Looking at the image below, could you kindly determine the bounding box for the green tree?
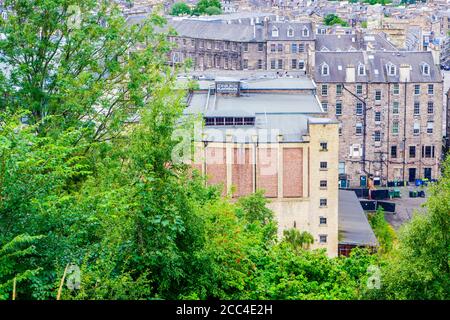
[170,2,191,16]
[283,229,314,251]
[323,14,349,27]
[368,207,396,254]
[192,0,222,16]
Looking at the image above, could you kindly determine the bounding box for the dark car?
[441,64,450,70]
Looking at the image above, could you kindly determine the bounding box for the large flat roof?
[338,190,379,247]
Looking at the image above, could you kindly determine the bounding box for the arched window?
[302,27,309,37]
[272,26,279,37]
[421,62,430,75]
[321,63,329,76]
[358,63,366,76]
[287,27,294,37]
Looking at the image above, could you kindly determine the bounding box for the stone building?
[182,76,340,256]
[313,51,443,187]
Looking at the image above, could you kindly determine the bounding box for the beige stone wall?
[192,126,339,257]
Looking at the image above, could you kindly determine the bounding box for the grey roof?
[316,34,398,52]
[166,19,264,42]
[338,190,379,247]
[266,21,315,41]
[315,51,442,83]
[184,76,332,143]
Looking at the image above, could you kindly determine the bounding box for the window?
[270,44,276,52]
[414,84,420,95]
[291,43,298,53]
[392,121,399,135]
[375,90,381,101]
[243,43,248,52]
[320,142,328,151]
[356,84,363,95]
[287,27,294,37]
[215,42,219,50]
[358,64,365,76]
[319,235,327,243]
[356,123,363,135]
[351,145,361,157]
[336,84,343,95]
[207,41,212,49]
[277,44,283,52]
[427,102,434,114]
[427,122,434,134]
[409,146,416,158]
[428,84,434,95]
[321,102,328,112]
[243,59,248,69]
[393,101,399,114]
[320,199,328,207]
[339,162,345,174]
[272,26,279,37]
[423,146,435,158]
[413,122,420,135]
[320,162,328,170]
[321,84,328,96]
[374,131,381,142]
[321,63,329,76]
[291,59,297,69]
[393,84,399,95]
[270,59,276,69]
[298,60,305,70]
[336,101,342,115]
[277,59,283,69]
[422,63,430,75]
[319,217,327,225]
[320,180,327,188]
[339,123,343,135]
[391,145,397,158]
[258,43,264,52]
[414,101,420,115]
[302,27,309,37]
[257,59,263,70]
[299,43,305,52]
[375,111,381,122]
[356,102,363,115]
[387,63,396,76]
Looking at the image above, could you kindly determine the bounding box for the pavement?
[381,186,429,230]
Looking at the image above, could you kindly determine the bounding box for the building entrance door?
[424,168,432,180]
[408,168,416,183]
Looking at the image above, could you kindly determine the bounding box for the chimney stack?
[399,64,411,82]
[345,65,356,83]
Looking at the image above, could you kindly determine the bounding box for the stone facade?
[314,52,443,187]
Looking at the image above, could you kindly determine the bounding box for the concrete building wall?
[192,124,339,257]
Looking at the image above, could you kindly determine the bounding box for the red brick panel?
[257,148,278,198]
[232,147,253,197]
[282,148,303,198]
[205,147,227,193]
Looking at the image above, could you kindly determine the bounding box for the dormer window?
[321,63,329,76]
[421,63,430,75]
[287,27,294,37]
[387,63,396,76]
[302,27,309,37]
[272,26,279,38]
[358,63,366,76]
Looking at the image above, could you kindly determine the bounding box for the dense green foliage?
[323,14,349,27]
[0,1,448,300]
[368,208,396,254]
[170,2,192,16]
[170,0,222,17]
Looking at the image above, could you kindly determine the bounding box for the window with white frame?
[414,84,420,95]
[428,84,434,94]
[392,121,399,135]
[302,27,309,37]
[356,84,363,95]
[413,122,420,135]
[320,199,328,207]
[336,101,342,115]
[298,60,305,70]
[356,123,363,135]
[387,63,396,76]
[375,111,381,122]
[427,101,434,114]
[321,63,329,76]
[358,63,365,76]
[375,89,381,101]
[287,27,294,37]
[319,235,328,243]
[393,101,399,114]
[374,130,381,142]
[421,63,430,75]
[427,122,433,134]
[393,83,399,95]
[272,26,279,37]
[356,102,363,115]
[321,84,328,96]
